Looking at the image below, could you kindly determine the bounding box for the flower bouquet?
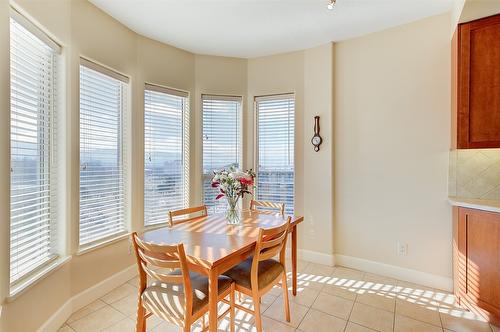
[211,166,256,224]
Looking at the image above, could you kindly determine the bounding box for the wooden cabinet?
[454,14,500,149]
[453,207,500,325]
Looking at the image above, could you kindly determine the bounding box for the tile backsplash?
[449,149,500,200]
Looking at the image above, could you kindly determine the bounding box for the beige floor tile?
[345,322,378,332]
[127,276,139,288]
[263,296,308,327]
[394,314,443,332]
[150,321,181,332]
[491,324,500,332]
[356,291,395,313]
[68,305,126,332]
[285,258,310,273]
[349,302,394,332]
[259,316,296,332]
[296,272,326,291]
[363,273,397,285]
[237,293,277,312]
[395,281,444,307]
[302,263,335,277]
[111,293,139,317]
[440,310,492,332]
[101,283,137,304]
[67,299,107,323]
[333,267,365,280]
[102,318,136,332]
[145,314,168,331]
[284,285,320,307]
[297,308,347,332]
[322,277,360,301]
[312,292,354,320]
[396,298,442,327]
[58,325,75,332]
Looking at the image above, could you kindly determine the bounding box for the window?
[79,59,128,246]
[144,84,189,226]
[255,94,295,214]
[9,12,60,284]
[202,95,242,213]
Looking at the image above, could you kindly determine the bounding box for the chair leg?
[230,284,235,332]
[135,301,146,332]
[253,293,263,332]
[202,313,206,330]
[281,275,291,322]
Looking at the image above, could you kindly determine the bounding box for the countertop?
[449,197,500,213]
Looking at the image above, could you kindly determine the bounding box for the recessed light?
[327,0,336,10]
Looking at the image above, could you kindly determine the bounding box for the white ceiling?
[89,0,453,58]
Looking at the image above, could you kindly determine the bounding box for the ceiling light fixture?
[327,0,336,10]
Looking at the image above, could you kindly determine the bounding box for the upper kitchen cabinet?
[453,14,500,149]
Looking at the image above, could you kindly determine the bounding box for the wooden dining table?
[140,209,304,332]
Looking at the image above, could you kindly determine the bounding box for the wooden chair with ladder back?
[131,232,235,332]
[222,218,291,332]
[168,205,208,227]
[249,199,285,216]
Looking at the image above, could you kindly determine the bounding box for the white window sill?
[7,256,72,302]
[77,232,130,256]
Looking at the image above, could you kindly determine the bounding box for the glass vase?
[225,195,241,225]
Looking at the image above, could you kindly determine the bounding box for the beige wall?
[334,14,452,278]
[459,0,500,23]
[246,44,335,260]
[0,0,456,330]
[194,55,248,206]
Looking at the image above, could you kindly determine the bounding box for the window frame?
[201,94,243,213]
[78,57,130,249]
[143,83,190,227]
[9,7,62,293]
[254,93,296,215]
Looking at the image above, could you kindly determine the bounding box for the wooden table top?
[140,210,303,268]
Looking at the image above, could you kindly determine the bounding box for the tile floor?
[58,259,500,332]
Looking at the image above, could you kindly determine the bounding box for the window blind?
[202,95,242,213]
[79,61,127,245]
[255,94,295,215]
[10,16,59,283]
[144,84,189,226]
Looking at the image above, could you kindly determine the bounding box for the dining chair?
[168,205,208,227]
[131,232,235,332]
[222,218,291,332]
[250,199,285,216]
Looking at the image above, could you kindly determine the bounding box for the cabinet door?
[460,208,500,317]
[458,14,500,148]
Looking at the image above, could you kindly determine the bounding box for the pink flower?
[211,181,220,188]
[215,193,225,200]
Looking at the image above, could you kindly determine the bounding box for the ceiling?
[89,0,453,58]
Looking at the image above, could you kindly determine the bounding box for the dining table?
[140,209,304,332]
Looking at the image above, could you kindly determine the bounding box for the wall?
[246,44,335,263]
[334,14,453,281]
[0,1,456,330]
[459,0,500,23]
[193,55,248,206]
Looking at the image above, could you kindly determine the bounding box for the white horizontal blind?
[10,16,58,283]
[202,95,242,213]
[255,95,295,215]
[144,85,188,225]
[79,62,127,245]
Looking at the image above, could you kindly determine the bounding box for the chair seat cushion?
[141,271,231,322]
[223,258,284,290]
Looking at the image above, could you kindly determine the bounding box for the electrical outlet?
[397,242,408,256]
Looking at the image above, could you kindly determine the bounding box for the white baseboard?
[37,265,137,332]
[335,254,453,292]
[298,249,335,266]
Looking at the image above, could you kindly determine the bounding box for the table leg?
[208,268,218,332]
[291,225,297,296]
